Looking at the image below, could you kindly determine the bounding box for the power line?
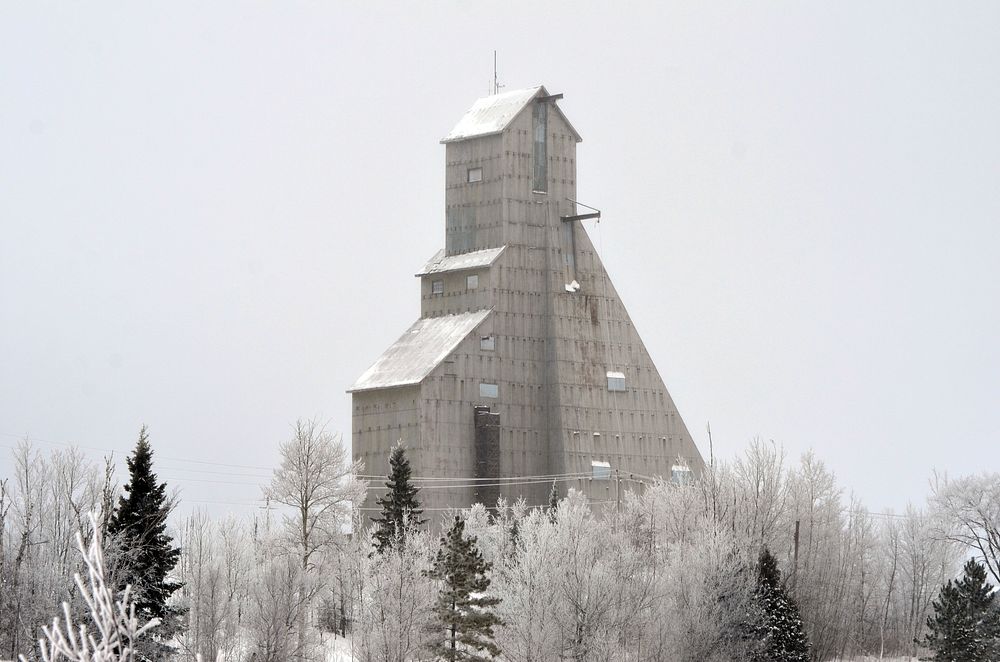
[180,498,268,507]
[0,432,930,522]
[160,475,265,487]
[0,431,275,471]
[356,499,617,513]
[358,471,589,482]
[366,475,590,491]
[156,465,272,479]
[0,431,699,481]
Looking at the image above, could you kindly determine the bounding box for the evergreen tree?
[106,426,182,655]
[748,547,810,662]
[547,479,559,522]
[427,516,502,661]
[508,516,520,554]
[371,441,426,554]
[923,559,1000,661]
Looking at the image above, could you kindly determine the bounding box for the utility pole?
[792,519,801,594]
[706,421,714,468]
[615,469,621,516]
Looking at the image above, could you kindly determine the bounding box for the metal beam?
[536,93,564,103]
[560,212,601,223]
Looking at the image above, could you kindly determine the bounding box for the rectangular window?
[466,274,479,289]
[591,460,611,480]
[480,335,495,351]
[479,383,498,398]
[431,280,443,295]
[607,371,626,392]
[467,167,483,183]
[532,102,547,192]
[671,465,692,486]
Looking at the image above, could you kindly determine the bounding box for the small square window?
[607,371,626,392]
[479,383,498,398]
[466,274,479,289]
[467,167,483,183]
[431,280,443,295]
[480,336,495,351]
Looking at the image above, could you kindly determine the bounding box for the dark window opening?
[532,102,547,192]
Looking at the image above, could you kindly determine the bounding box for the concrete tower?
[349,86,703,517]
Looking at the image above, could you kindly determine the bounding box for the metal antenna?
[492,50,504,95]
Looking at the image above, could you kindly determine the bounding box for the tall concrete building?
[349,86,704,515]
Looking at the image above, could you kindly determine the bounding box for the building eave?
[416,246,507,276]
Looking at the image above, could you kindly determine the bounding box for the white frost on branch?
[19,513,160,662]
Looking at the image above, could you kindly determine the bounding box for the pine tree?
[371,441,426,555]
[547,479,559,523]
[923,559,1000,661]
[427,516,502,661]
[106,425,182,654]
[748,547,810,662]
[508,516,520,554]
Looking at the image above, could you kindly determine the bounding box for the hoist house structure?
[349,86,704,516]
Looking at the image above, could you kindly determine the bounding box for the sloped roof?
[347,309,492,393]
[441,85,582,144]
[416,246,506,276]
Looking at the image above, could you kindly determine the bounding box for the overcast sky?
[2,2,998,517]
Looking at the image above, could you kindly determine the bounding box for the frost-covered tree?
[353,523,435,662]
[733,439,788,550]
[629,481,758,662]
[1,441,122,661]
[265,418,365,662]
[106,425,181,633]
[492,508,563,662]
[371,442,425,555]
[19,514,162,662]
[247,553,316,662]
[931,472,1000,585]
[7,433,973,662]
[748,547,810,662]
[267,419,365,571]
[427,516,501,661]
[176,511,252,662]
[923,558,1000,661]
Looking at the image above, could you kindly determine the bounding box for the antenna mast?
[492,50,503,95]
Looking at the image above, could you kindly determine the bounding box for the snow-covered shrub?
[19,514,160,662]
[352,525,435,662]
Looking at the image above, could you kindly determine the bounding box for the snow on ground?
[316,638,922,662]
[321,632,356,662]
[316,639,920,662]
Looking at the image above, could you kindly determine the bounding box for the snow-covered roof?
[347,309,492,393]
[416,246,506,276]
[441,85,582,144]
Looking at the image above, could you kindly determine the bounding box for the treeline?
[3,425,999,661]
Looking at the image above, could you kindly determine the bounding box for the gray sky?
[2,2,998,517]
